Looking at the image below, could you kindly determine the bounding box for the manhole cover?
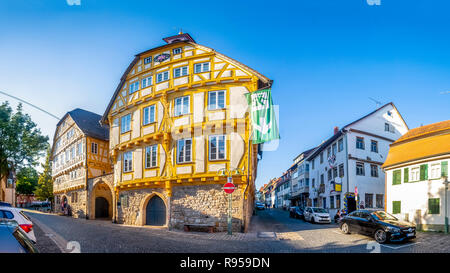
[257,232,276,238]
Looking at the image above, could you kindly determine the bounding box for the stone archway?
[89,177,114,220]
[140,192,168,226]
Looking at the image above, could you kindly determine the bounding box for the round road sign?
[223,182,236,194]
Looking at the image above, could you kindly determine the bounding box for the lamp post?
[218,167,243,235]
[442,175,449,234]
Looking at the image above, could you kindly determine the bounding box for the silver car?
[304,207,331,224]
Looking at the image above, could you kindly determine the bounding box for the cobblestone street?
[26,209,450,253]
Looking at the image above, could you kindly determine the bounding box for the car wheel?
[374,229,387,244]
[311,216,315,224]
[341,223,350,234]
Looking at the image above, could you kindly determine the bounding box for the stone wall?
[54,190,87,218]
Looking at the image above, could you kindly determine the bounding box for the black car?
[0,219,39,253]
[338,210,416,244]
[289,206,304,219]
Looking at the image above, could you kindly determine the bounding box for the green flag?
[246,89,280,144]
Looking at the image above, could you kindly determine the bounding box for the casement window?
[143,105,155,125]
[129,81,139,94]
[428,198,440,214]
[411,167,420,181]
[77,142,82,156]
[442,161,449,178]
[376,194,384,208]
[144,56,152,64]
[392,201,401,214]
[327,169,332,181]
[385,123,395,133]
[392,169,401,185]
[338,138,344,152]
[370,164,379,177]
[208,90,225,110]
[145,145,158,168]
[91,142,98,154]
[173,66,188,78]
[71,146,76,160]
[67,128,74,140]
[320,152,324,163]
[312,178,315,188]
[194,62,210,73]
[332,143,337,156]
[404,168,409,182]
[356,137,365,150]
[141,76,153,88]
[121,114,131,134]
[209,135,226,160]
[365,194,373,208]
[311,159,315,170]
[420,164,428,181]
[330,196,335,209]
[430,163,441,179]
[123,151,133,172]
[174,96,190,116]
[177,138,192,163]
[356,162,365,176]
[371,140,378,153]
[65,150,70,162]
[327,147,331,158]
[332,167,337,179]
[339,164,344,178]
[173,47,182,55]
[156,71,169,83]
[320,174,324,184]
[336,195,341,209]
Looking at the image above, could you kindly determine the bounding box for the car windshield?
[371,211,398,221]
[312,208,327,213]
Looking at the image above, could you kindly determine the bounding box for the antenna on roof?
[369,97,382,108]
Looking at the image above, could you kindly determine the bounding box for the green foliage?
[16,167,39,195]
[34,146,54,202]
[0,101,49,181]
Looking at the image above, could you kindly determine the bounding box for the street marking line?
[381,242,420,250]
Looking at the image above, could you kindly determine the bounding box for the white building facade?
[306,103,409,217]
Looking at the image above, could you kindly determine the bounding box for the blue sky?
[0,0,449,188]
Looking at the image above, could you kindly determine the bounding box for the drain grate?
[257,232,276,238]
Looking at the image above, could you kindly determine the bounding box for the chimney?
[334,126,339,135]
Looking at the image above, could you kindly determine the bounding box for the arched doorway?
[145,195,166,226]
[95,197,109,218]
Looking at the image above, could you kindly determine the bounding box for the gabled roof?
[101,33,272,124]
[382,120,450,169]
[306,102,407,161]
[59,108,109,141]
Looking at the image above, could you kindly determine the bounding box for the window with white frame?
[71,146,75,160]
[173,47,182,55]
[411,167,420,181]
[338,138,344,152]
[371,140,378,153]
[144,56,152,64]
[430,163,441,179]
[173,66,188,78]
[174,96,190,116]
[356,137,365,150]
[356,162,365,176]
[156,71,169,83]
[194,62,210,73]
[129,81,139,94]
[91,142,98,154]
[208,90,225,110]
[141,76,153,88]
[177,138,192,163]
[65,150,70,162]
[123,151,133,172]
[143,105,155,125]
[145,145,157,168]
[370,164,379,177]
[121,114,131,133]
[385,123,395,133]
[77,142,82,156]
[209,135,226,160]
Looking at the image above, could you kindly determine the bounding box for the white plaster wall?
[193,92,204,123]
[230,133,244,169]
[134,148,142,179]
[132,110,141,139]
[229,86,249,119]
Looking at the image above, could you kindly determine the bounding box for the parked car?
[28,202,51,212]
[338,209,416,244]
[0,207,36,243]
[289,206,304,219]
[304,207,331,223]
[0,201,12,207]
[0,219,39,253]
[255,202,265,210]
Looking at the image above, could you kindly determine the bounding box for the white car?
[0,206,36,243]
[304,207,331,224]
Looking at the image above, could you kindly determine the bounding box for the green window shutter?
[428,198,440,214]
[420,164,428,181]
[442,161,448,178]
[392,201,401,214]
[404,168,409,183]
[392,170,400,185]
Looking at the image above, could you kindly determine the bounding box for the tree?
[0,102,49,182]
[15,167,39,195]
[34,146,54,202]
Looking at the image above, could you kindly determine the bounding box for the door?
[146,196,166,226]
[95,197,109,218]
[359,212,377,234]
[347,211,362,233]
[347,196,356,213]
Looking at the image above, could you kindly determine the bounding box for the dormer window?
[173,47,182,55]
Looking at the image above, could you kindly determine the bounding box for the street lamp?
[442,175,449,234]
[218,167,243,235]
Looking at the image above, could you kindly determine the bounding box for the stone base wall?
[54,190,87,219]
[116,183,248,232]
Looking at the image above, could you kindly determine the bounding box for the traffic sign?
[223,182,236,194]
